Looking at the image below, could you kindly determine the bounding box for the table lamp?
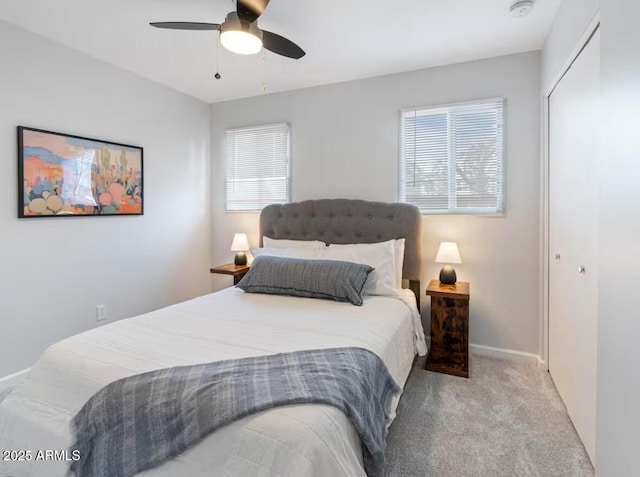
[435,242,462,285]
[231,233,250,266]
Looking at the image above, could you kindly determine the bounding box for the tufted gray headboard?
[260,199,423,303]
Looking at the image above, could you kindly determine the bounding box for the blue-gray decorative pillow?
[236,255,374,306]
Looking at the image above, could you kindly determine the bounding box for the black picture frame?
[17,126,144,218]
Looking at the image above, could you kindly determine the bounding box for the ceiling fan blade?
[237,0,270,23]
[150,22,220,31]
[262,30,305,59]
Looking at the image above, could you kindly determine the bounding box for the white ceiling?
[0,0,560,103]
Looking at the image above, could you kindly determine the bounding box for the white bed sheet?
[0,287,426,477]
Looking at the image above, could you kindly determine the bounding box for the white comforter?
[0,287,426,477]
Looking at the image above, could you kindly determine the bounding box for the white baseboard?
[469,343,541,366]
[537,356,548,370]
[423,338,543,367]
[0,368,30,391]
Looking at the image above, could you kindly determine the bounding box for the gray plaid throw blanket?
[69,347,401,477]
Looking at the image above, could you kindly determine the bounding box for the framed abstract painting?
[17,126,144,218]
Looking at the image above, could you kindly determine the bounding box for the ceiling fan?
[150,0,305,59]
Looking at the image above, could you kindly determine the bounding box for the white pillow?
[250,247,322,260]
[321,240,397,296]
[394,239,406,288]
[328,239,405,289]
[262,237,326,249]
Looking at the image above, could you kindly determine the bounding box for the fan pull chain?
[262,51,267,92]
[215,33,222,80]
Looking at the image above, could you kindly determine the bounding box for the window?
[225,123,290,211]
[400,98,504,214]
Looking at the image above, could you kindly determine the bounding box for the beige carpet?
[0,387,12,403]
[385,355,594,477]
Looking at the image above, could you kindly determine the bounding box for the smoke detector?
[510,0,534,18]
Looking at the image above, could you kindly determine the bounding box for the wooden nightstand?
[210,263,250,285]
[425,279,470,378]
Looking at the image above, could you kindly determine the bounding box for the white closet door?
[549,29,600,464]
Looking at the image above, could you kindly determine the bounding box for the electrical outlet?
[96,305,107,321]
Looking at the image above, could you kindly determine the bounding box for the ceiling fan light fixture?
[151,3,305,60]
[220,12,263,55]
[220,30,263,55]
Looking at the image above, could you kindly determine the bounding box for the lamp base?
[234,252,247,266]
[439,265,457,285]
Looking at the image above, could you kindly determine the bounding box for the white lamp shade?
[230,233,250,252]
[435,242,462,264]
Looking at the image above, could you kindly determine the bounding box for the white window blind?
[400,98,504,214]
[225,123,290,211]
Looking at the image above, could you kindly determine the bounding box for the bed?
[0,199,426,477]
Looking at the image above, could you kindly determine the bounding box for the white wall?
[596,0,640,473]
[541,0,599,92]
[211,52,541,355]
[0,21,212,378]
